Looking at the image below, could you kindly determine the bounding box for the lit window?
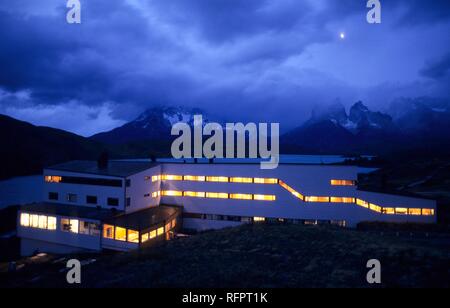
[395,208,408,215]
[382,207,395,215]
[305,196,329,202]
[253,194,276,201]
[149,230,157,239]
[279,181,304,199]
[161,175,183,181]
[103,224,115,239]
[254,178,278,184]
[230,177,253,183]
[408,208,422,216]
[161,190,183,197]
[38,215,47,229]
[157,227,164,236]
[254,217,265,222]
[184,191,206,198]
[20,213,30,227]
[70,219,79,233]
[79,221,90,234]
[141,233,149,242]
[127,230,139,243]
[89,223,101,236]
[47,217,57,230]
[205,192,229,199]
[330,179,355,186]
[115,227,127,241]
[356,199,369,208]
[369,204,382,213]
[183,175,205,182]
[31,214,39,228]
[422,208,434,216]
[330,197,355,203]
[206,176,229,182]
[152,191,161,198]
[230,193,253,200]
[151,175,160,182]
[44,175,62,183]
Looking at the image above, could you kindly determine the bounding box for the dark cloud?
[420,53,450,80]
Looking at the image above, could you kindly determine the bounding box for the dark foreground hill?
[2,224,449,288]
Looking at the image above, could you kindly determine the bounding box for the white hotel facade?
[17,156,436,256]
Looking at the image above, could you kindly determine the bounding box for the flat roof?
[104,205,181,231]
[20,202,119,221]
[46,160,159,177]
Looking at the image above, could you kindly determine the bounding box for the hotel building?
[17,156,436,256]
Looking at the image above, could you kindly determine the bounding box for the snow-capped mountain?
[91,106,214,145]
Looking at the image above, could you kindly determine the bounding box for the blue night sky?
[0,0,449,136]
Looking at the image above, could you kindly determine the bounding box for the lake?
[0,175,43,209]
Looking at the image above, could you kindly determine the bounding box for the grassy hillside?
[2,224,449,288]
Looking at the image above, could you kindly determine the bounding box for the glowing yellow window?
[408,208,422,216]
[395,208,408,215]
[292,191,304,200]
[254,178,278,184]
[305,196,329,202]
[369,204,382,213]
[330,179,355,186]
[152,191,161,198]
[383,208,395,215]
[115,227,127,241]
[151,175,160,182]
[157,227,164,236]
[20,213,30,227]
[161,190,183,197]
[70,219,79,233]
[38,215,48,229]
[254,217,265,222]
[47,216,57,230]
[183,175,205,182]
[230,193,253,200]
[149,230,157,239]
[161,175,183,181]
[230,177,253,183]
[30,214,39,228]
[127,229,139,243]
[184,191,205,198]
[205,192,229,199]
[45,175,62,183]
[356,199,369,208]
[253,194,276,201]
[103,224,115,239]
[206,176,229,182]
[141,233,149,242]
[330,197,355,203]
[422,209,434,216]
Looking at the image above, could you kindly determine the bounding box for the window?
[86,195,97,205]
[79,221,90,234]
[184,191,205,198]
[48,192,58,201]
[161,190,183,197]
[305,196,329,202]
[103,224,114,239]
[230,193,252,200]
[127,230,139,243]
[141,233,149,242]
[356,199,369,208]
[369,203,382,213]
[44,175,62,183]
[151,175,160,182]
[61,218,79,233]
[330,197,355,203]
[253,194,276,201]
[38,215,47,229]
[230,177,253,183]
[205,192,229,199]
[161,174,183,181]
[115,227,127,241]
[126,197,131,207]
[144,193,150,198]
[254,178,278,184]
[149,230,157,239]
[382,207,395,215]
[254,217,265,222]
[20,213,30,227]
[89,223,101,236]
[408,208,422,216]
[279,181,304,199]
[107,198,119,207]
[422,208,434,216]
[330,179,356,186]
[67,193,77,203]
[31,214,39,228]
[395,208,408,215]
[152,191,161,198]
[157,227,164,236]
[206,176,229,183]
[183,175,205,182]
[47,217,57,230]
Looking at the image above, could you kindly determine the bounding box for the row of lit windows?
[45,175,62,183]
[103,219,177,243]
[159,190,276,201]
[354,199,434,216]
[330,179,356,186]
[20,213,57,230]
[150,174,279,184]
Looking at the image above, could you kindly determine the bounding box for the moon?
[340,32,345,39]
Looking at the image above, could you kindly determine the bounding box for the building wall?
[125,165,161,214]
[43,170,125,210]
[20,238,92,256]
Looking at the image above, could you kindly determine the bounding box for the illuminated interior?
[330,179,356,186]
[229,193,253,200]
[206,176,229,182]
[254,194,276,201]
[184,175,205,181]
[20,213,57,230]
[115,226,127,241]
[230,177,253,183]
[44,175,62,183]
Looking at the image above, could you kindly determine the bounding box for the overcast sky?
[0,0,449,136]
